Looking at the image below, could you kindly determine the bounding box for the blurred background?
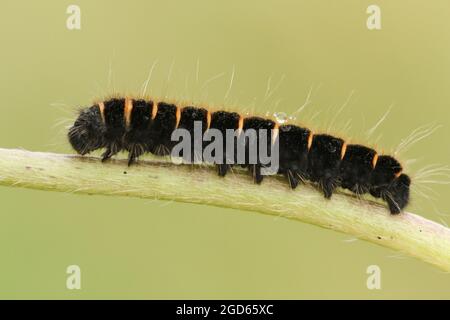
[0,0,449,298]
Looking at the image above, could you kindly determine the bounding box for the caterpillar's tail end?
[68,125,88,155]
[68,106,105,155]
[386,173,411,214]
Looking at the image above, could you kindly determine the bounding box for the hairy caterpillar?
[68,97,411,214]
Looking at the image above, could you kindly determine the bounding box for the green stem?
[0,148,449,271]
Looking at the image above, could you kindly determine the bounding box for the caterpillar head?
[370,155,411,213]
[68,106,105,155]
[387,173,411,214]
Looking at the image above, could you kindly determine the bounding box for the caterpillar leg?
[101,149,111,162]
[101,147,119,162]
[320,178,336,199]
[385,195,401,215]
[249,164,264,184]
[217,164,230,177]
[127,144,145,166]
[101,142,123,162]
[128,154,137,166]
[286,170,300,189]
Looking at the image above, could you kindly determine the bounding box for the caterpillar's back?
[68,97,411,214]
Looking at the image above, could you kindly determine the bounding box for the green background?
[0,0,449,299]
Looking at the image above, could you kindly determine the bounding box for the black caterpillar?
[68,97,411,214]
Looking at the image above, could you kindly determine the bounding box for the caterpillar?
[68,97,411,214]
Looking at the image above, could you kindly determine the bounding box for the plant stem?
[0,148,449,271]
